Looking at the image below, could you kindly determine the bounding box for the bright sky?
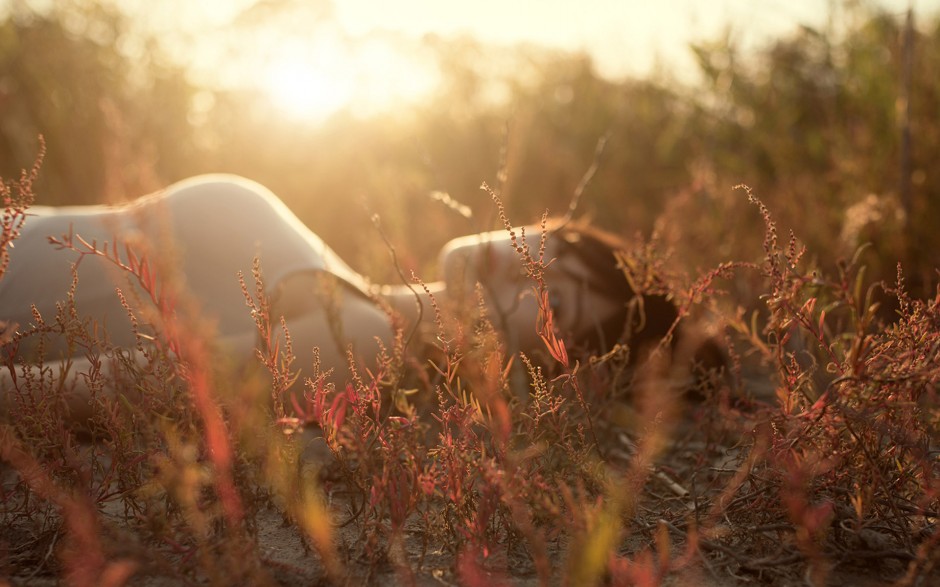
[6,0,938,120]
[334,0,836,78]
[116,0,933,73]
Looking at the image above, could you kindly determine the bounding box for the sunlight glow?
[265,52,354,120]
[261,35,437,122]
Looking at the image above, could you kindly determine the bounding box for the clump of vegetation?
[1,141,937,585]
[695,187,939,585]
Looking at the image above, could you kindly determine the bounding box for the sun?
[264,45,355,121]
[260,36,437,122]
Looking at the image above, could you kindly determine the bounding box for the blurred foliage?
[0,3,199,202]
[678,7,938,288]
[0,1,938,293]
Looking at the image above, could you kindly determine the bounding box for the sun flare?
[265,56,354,120]
[261,36,437,122]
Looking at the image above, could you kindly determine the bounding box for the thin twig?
[558,131,611,229]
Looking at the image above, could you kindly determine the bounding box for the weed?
[0,152,936,586]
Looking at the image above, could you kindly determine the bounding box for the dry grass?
[1,151,937,586]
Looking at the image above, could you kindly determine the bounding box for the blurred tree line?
[1,1,937,293]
